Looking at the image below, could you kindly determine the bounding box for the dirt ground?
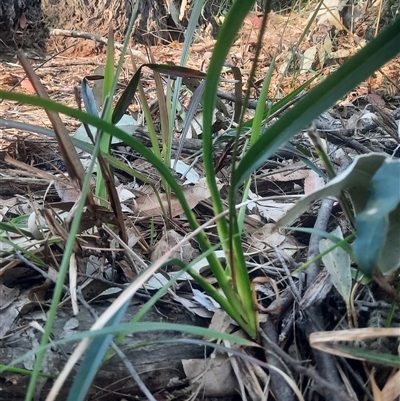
[1,9,399,129]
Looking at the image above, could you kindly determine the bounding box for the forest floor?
[0,6,399,401]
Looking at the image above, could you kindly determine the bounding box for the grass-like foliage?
[0,1,399,399]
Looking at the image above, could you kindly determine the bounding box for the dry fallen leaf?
[304,169,325,194]
[150,229,200,265]
[134,178,222,217]
[381,369,400,401]
[182,353,238,397]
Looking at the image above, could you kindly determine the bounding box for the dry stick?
[320,130,380,154]
[339,357,374,401]
[260,320,296,401]
[259,248,302,401]
[259,330,349,400]
[49,29,149,63]
[306,198,334,284]
[303,197,350,401]
[273,247,302,302]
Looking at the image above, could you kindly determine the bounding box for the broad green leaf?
[319,226,352,303]
[278,153,388,228]
[379,205,400,274]
[353,159,400,276]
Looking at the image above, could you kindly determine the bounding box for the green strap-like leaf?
[66,300,131,401]
[234,18,400,190]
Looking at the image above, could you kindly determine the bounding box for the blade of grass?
[0,91,254,335]
[234,18,400,190]
[24,131,102,401]
[237,50,277,231]
[0,221,34,238]
[1,322,255,376]
[66,299,131,401]
[170,0,205,154]
[128,53,161,160]
[0,365,53,379]
[201,0,259,337]
[0,236,49,265]
[95,24,115,205]
[202,0,256,255]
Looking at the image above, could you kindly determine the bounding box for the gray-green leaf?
[353,159,400,276]
[319,226,352,304]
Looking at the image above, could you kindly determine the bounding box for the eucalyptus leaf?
[278,153,388,228]
[81,78,99,117]
[319,226,352,304]
[353,159,400,276]
[74,114,138,145]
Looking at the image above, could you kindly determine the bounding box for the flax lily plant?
[0,1,399,400]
